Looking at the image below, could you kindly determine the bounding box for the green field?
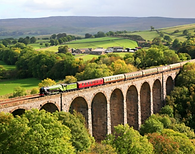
[127,24,195,42]
[36,37,138,52]
[0,78,41,96]
[0,61,16,70]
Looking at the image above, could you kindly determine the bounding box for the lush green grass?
[126,31,159,41]
[37,37,138,52]
[0,78,41,96]
[0,61,16,70]
[74,52,133,61]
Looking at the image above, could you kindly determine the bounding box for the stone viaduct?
[0,69,179,141]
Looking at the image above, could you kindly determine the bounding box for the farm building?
[112,46,123,52]
[90,48,106,55]
[73,48,91,54]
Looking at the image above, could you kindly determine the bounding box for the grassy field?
[0,78,41,96]
[0,61,16,70]
[36,37,138,52]
[74,52,131,61]
[127,23,195,42]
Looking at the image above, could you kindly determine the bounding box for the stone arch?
[166,76,174,95]
[11,107,27,116]
[126,85,138,129]
[40,102,59,113]
[140,82,151,124]
[92,92,107,142]
[153,79,162,114]
[69,96,88,127]
[110,88,124,133]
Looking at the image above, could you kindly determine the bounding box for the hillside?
[0,16,195,38]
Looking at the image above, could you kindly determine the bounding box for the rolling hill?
[0,16,195,38]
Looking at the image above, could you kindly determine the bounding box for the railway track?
[0,94,40,105]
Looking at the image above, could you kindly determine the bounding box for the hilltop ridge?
[0,16,195,37]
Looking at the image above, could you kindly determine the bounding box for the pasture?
[0,61,16,70]
[128,23,195,42]
[0,78,41,96]
[35,37,138,52]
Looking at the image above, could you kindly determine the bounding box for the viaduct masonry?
[0,69,179,141]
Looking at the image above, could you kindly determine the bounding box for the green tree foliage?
[0,112,14,124]
[103,124,153,154]
[38,78,56,87]
[110,59,137,75]
[159,105,174,117]
[140,114,172,135]
[178,53,191,61]
[134,45,180,68]
[30,88,39,94]
[177,62,195,87]
[152,37,162,45]
[162,129,195,153]
[0,109,75,154]
[166,62,195,129]
[79,143,116,154]
[12,86,27,97]
[147,132,180,154]
[178,45,195,59]
[30,37,36,43]
[169,123,195,139]
[63,75,77,83]
[183,29,189,36]
[76,62,113,80]
[172,38,181,49]
[53,111,94,152]
[58,45,69,54]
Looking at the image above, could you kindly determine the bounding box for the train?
[39,59,195,96]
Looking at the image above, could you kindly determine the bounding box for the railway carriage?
[77,78,104,89]
[124,71,143,80]
[157,65,171,73]
[103,74,125,84]
[142,68,158,76]
[169,63,181,70]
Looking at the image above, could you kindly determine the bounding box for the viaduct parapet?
[0,69,179,141]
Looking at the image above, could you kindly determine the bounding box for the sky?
[0,0,195,19]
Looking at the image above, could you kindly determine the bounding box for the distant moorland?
[1,16,195,38]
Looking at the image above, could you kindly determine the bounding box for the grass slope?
[0,61,16,70]
[36,37,138,52]
[0,78,41,96]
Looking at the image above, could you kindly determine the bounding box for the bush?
[30,88,39,94]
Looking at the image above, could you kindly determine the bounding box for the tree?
[110,59,137,75]
[63,75,77,84]
[12,86,27,97]
[38,78,56,87]
[172,39,181,49]
[58,45,69,54]
[103,124,153,154]
[53,111,94,152]
[148,133,179,154]
[150,26,155,31]
[30,88,39,94]
[0,109,75,154]
[140,114,172,135]
[161,129,195,153]
[159,105,174,117]
[85,33,92,38]
[152,37,162,45]
[30,37,36,43]
[183,29,189,36]
[164,35,172,43]
[76,63,113,80]
[79,143,116,154]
